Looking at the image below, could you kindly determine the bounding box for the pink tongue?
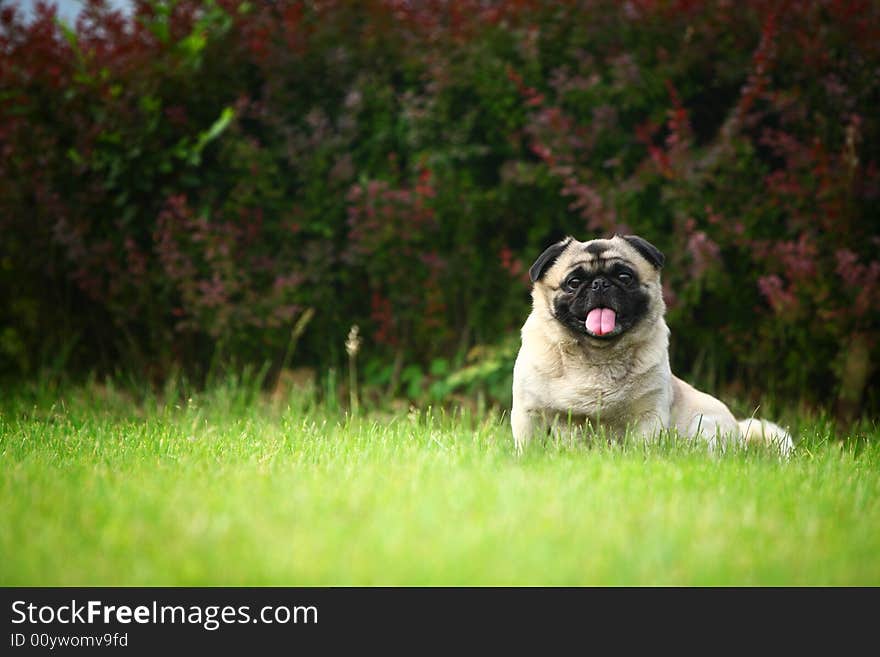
[586,308,616,336]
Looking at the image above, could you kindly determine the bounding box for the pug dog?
[511,235,793,454]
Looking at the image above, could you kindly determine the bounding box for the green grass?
[1,380,879,586]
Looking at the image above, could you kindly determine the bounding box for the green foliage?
[1,1,878,414]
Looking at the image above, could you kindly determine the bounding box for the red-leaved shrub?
[1,0,877,414]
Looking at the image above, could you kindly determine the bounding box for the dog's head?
[528,235,665,342]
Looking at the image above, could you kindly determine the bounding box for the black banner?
[0,587,872,652]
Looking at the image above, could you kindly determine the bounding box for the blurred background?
[1,0,877,418]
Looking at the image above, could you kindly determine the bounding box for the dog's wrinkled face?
[529,234,665,341]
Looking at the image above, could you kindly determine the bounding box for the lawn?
[1,381,878,586]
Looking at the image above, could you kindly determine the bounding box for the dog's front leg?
[511,405,547,453]
[629,402,670,445]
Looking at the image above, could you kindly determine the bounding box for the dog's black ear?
[529,237,572,283]
[622,235,664,270]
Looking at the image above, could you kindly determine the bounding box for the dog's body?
[511,235,792,454]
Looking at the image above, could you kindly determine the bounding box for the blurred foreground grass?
[1,380,878,585]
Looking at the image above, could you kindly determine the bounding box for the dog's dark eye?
[565,277,582,292]
[618,272,633,284]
